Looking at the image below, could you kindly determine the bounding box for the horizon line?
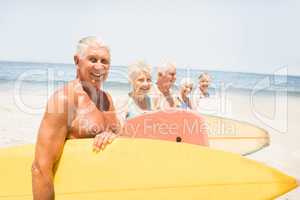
[0,59,299,78]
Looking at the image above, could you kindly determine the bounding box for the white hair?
[157,60,176,74]
[76,36,110,57]
[198,72,210,80]
[128,60,151,82]
[180,78,194,88]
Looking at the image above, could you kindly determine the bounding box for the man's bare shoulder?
[46,80,77,114]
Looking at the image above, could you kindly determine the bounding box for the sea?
[1,60,300,95]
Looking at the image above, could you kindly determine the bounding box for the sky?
[0,0,300,75]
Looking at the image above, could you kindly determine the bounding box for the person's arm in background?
[31,90,68,200]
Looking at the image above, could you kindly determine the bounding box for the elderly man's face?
[158,67,176,90]
[75,43,110,89]
[166,67,176,84]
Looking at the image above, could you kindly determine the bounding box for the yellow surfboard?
[0,138,297,200]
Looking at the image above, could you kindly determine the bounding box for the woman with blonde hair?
[198,72,211,98]
[175,78,194,109]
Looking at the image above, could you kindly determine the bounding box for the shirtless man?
[31,36,120,200]
[152,61,177,110]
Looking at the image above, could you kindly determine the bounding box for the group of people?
[118,60,211,122]
[31,36,211,200]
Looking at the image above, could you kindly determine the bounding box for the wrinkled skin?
[32,42,119,200]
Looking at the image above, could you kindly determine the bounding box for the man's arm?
[32,91,68,200]
[91,92,120,152]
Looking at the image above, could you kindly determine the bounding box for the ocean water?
[1,60,300,95]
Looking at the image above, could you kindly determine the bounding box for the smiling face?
[132,72,152,96]
[198,74,211,94]
[157,66,176,92]
[75,42,110,89]
[167,67,177,85]
[181,83,193,97]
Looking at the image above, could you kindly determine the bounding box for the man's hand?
[93,132,117,152]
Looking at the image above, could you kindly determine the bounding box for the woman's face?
[181,83,193,97]
[132,72,152,96]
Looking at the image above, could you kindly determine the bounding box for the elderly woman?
[175,78,194,109]
[118,61,153,121]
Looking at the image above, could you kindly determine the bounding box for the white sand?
[0,86,299,198]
